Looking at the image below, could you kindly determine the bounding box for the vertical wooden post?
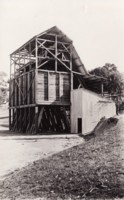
[35,38,38,133]
[25,107,27,131]
[101,81,104,96]
[9,55,12,110]
[16,108,18,131]
[59,73,61,99]
[18,77,20,106]
[19,50,20,75]
[15,78,17,107]
[10,55,12,80]
[70,44,73,133]
[14,55,16,77]
[13,56,16,107]
[20,108,21,132]
[24,46,26,105]
[58,73,60,101]
[28,107,30,133]
[35,106,38,133]
[29,42,32,71]
[70,44,73,91]
[9,109,11,131]
[18,50,20,107]
[27,73,30,104]
[55,35,57,71]
[35,37,38,104]
[48,71,49,101]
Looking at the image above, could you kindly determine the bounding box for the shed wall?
[70,90,82,133]
[71,88,116,134]
[37,71,70,105]
[10,71,35,107]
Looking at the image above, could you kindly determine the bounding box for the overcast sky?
[0,0,124,76]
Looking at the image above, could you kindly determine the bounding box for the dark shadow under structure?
[9,26,105,134]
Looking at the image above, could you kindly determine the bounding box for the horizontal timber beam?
[38,69,70,74]
[37,38,71,45]
[9,104,36,109]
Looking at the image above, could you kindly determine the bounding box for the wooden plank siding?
[9,70,71,107]
[9,70,35,107]
[37,71,70,105]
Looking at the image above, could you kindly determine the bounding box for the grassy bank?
[0,116,124,200]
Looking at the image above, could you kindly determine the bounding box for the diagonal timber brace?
[37,40,71,72]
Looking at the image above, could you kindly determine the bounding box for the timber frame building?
[9,26,106,134]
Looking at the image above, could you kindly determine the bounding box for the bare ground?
[0,104,84,180]
[0,134,83,180]
[0,115,124,200]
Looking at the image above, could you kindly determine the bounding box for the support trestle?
[9,106,70,134]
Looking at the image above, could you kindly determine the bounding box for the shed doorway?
[77,118,82,133]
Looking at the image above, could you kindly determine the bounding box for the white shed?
[71,88,116,135]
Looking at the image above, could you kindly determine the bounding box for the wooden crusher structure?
[9,26,104,134]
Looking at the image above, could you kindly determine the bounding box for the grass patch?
[0,117,124,200]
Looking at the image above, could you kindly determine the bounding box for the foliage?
[89,63,124,96]
[0,71,8,104]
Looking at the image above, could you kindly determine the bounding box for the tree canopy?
[89,63,124,96]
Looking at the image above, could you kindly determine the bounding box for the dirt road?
[0,104,84,180]
[0,134,84,180]
[0,115,124,199]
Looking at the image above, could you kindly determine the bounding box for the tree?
[0,71,8,104]
[89,63,124,96]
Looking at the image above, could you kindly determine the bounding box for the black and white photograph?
[0,0,124,199]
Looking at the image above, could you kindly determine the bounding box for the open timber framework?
[9,26,107,134]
